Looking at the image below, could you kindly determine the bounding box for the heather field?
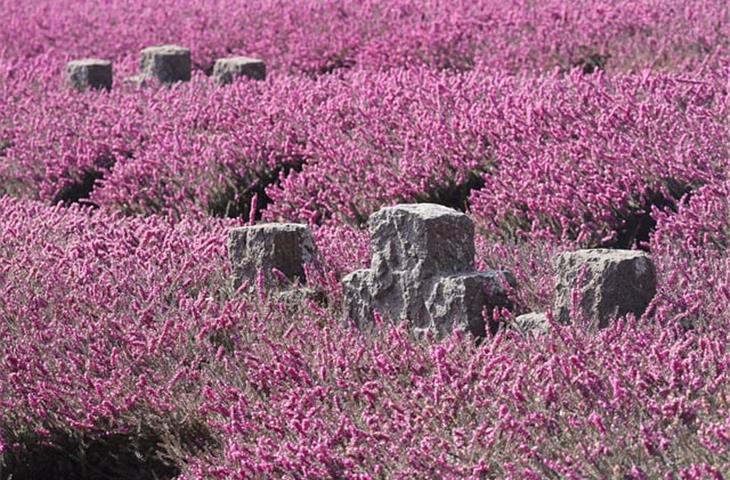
[0,0,729,478]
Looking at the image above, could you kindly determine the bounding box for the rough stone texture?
[342,203,511,338]
[342,269,375,326]
[427,271,511,337]
[139,45,191,84]
[67,59,112,91]
[228,223,316,292]
[213,56,266,84]
[123,74,148,87]
[369,203,475,279]
[513,312,549,336]
[553,249,657,327]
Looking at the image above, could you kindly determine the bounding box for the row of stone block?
[228,203,658,339]
[66,45,266,91]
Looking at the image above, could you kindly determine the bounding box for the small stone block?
[368,203,475,280]
[213,56,266,84]
[342,269,375,329]
[140,45,191,84]
[513,312,549,336]
[122,74,148,87]
[553,249,657,327]
[228,223,317,292]
[67,59,112,91]
[427,271,510,337]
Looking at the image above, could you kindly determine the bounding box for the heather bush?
[1,184,728,479]
[3,66,726,245]
[1,0,727,75]
[1,0,729,478]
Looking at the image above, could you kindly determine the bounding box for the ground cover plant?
[0,0,728,478]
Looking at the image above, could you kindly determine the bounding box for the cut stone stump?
[67,59,112,91]
[369,203,475,280]
[140,45,191,83]
[228,223,317,292]
[343,203,512,338]
[553,249,657,327]
[342,269,374,326]
[213,57,266,84]
[513,312,549,336]
[427,271,512,337]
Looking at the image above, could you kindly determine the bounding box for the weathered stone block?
[228,223,316,292]
[342,203,514,339]
[426,271,511,337]
[140,45,191,84]
[67,59,112,91]
[213,56,266,84]
[513,312,549,336]
[553,249,657,327]
[368,203,475,280]
[342,269,375,329]
[122,74,148,87]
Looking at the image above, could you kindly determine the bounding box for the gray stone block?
[342,203,513,338]
[228,223,317,292]
[553,249,657,327]
[342,269,375,329]
[426,271,510,337]
[122,74,148,87]
[368,203,475,281]
[213,56,266,84]
[67,59,112,91]
[140,45,191,84]
[513,312,549,336]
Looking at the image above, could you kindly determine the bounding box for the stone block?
[67,59,112,91]
[342,204,517,338]
[426,271,511,337]
[140,45,191,84]
[368,203,475,280]
[553,249,657,327]
[122,74,148,87]
[213,56,266,84]
[342,269,375,329]
[228,223,316,292]
[513,312,549,336]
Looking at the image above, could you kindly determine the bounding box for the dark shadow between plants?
[51,150,129,208]
[2,431,179,480]
[0,139,12,157]
[52,168,104,207]
[2,413,218,480]
[412,170,486,213]
[601,180,695,250]
[207,155,307,220]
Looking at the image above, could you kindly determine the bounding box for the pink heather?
[0,0,728,478]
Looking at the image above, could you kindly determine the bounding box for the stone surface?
[342,203,512,338]
[228,223,317,292]
[513,312,549,336]
[67,59,112,91]
[139,45,191,84]
[369,203,475,280]
[122,74,148,87]
[213,56,266,84]
[553,249,657,327]
[427,271,511,337]
[342,269,375,327]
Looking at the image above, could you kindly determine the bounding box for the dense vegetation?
[0,0,728,478]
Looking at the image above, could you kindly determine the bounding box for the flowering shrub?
[1,198,727,479]
[2,66,727,247]
[0,0,729,478]
[1,0,726,75]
